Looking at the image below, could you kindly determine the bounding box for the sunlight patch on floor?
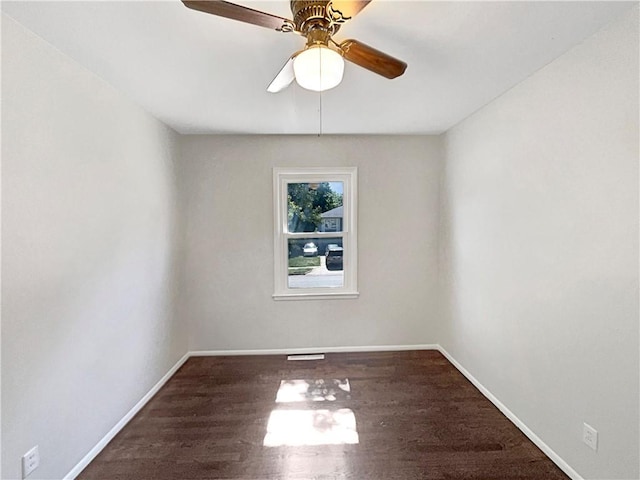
[263,408,359,447]
[276,379,351,403]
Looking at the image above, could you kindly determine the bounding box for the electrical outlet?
[22,445,39,478]
[583,423,598,451]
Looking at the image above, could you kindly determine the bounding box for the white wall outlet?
[22,445,40,478]
[583,423,598,451]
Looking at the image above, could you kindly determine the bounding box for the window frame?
[273,167,358,300]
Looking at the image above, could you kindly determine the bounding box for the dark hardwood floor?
[79,350,569,479]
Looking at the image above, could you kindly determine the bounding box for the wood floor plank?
[78,350,569,480]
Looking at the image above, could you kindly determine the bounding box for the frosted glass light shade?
[293,45,344,92]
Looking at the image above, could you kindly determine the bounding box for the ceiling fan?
[182,0,407,92]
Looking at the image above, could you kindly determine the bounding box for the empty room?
[1,1,638,479]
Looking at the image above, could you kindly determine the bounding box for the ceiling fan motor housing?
[290,1,340,36]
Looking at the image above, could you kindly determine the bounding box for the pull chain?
[318,48,323,137]
[319,89,323,136]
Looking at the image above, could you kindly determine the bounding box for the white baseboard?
[64,344,581,480]
[189,343,440,357]
[436,346,582,480]
[63,352,190,480]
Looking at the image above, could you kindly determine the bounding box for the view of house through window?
[287,182,344,289]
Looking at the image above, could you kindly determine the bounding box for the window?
[273,167,358,300]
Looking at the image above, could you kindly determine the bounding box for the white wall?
[179,135,442,351]
[439,7,639,480]
[1,15,188,479]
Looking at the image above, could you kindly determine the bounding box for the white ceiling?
[2,1,634,134]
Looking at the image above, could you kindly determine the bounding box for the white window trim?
[273,167,358,300]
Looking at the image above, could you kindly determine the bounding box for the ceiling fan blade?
[340,39,407,79]
[267,55,297,93]
[182,1,294,32]
[327,0,372,22]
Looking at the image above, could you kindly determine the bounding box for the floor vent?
[287,353,325,361]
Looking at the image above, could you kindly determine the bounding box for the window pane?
[287,182,343,233]
[288,238,344,289]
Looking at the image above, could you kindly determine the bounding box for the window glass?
[287,182,343,233]
[288,237,344,289]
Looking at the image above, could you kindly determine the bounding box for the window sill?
[272,292,360,301]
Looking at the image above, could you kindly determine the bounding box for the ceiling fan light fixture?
[293,45,344,92]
